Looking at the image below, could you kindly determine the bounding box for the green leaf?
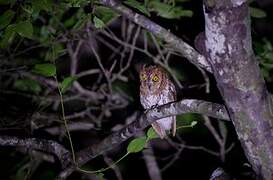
[44,43,65,61]
[149,1,193,19]
[61,76,77,93]
[72,12,89,30]
[263,39,273,51]
[15,21,33,39]
[190,121,198,127]
[32,63,56,77]
[64,16,76,28]
[32,0,53,12]
[96,173,105,180]
[0,24,16,49]
[250,7,266,18]
[124,0,151,16]
[146,127,158,140]
[0,0,15,5]
[93,16,105,29]
[14,79,42,94]
[94,6,119,25]
[176,114,204,134]
[0,10,15,30]
[127,137,147,153]
[264,52,273,61]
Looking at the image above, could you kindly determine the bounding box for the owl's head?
[139,65,167,93]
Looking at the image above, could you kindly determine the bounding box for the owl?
[139,65,176,138]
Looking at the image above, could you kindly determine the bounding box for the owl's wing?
[169,81,177,101]
[171,116,176,137]
[168,81,176,136]
[152,122,166,139]
[140,93,150,109]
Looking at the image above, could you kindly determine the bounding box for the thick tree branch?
[98,0,212,72]
[58,99,229,179]
[0,136,72,168]
[204,0,273,179]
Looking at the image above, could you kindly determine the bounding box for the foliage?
[60,76,77,93]
[32,63,56,77]
[14,78,42,94]
[127,137,147,153]
[250,7,267,18]
[254,39,273,82]
[124,0,193,19]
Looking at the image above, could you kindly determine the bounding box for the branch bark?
[58,99,229,179]
[204,1,273,179]
[98,0,212,72]
[0,136,72,168]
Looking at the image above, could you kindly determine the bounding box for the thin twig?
[143,142,162,180]
[203,116,226,162]
[103,155,123,180]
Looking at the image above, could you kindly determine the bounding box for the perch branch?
[58,99,229,179]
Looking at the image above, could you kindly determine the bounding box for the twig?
[76,69,100,78]
[203,116,226,162]
[91,45,113,95]
[67,41,83,75]
[110,25,141,82]
[67,41,103,101]
[101,28,156,60]
[150,34,183,89]
[103,155,123,180]
[143,142,162,180]
[161,145,184,172]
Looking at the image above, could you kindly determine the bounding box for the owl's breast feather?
[145,94,160,107]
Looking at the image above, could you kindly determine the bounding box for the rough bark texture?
[204,0,273,179]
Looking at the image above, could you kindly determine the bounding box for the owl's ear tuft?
[135,63,146,73]
[142,64,147,69]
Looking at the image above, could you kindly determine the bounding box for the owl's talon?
[144,105,159,114]
[151,104,159,109]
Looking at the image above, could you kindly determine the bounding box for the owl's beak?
[148,84,152,90]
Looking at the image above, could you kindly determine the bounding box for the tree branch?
[143,143,162,180]
[58,99,229,179]
[204,1,273,178]
[0,136,72,168]
[98,0,212,72]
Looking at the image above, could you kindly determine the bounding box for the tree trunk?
[204,0,273,179]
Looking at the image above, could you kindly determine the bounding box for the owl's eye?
[140,74,147,81]
[152,75,159,82]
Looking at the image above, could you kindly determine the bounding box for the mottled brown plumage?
[139,65,176,138]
